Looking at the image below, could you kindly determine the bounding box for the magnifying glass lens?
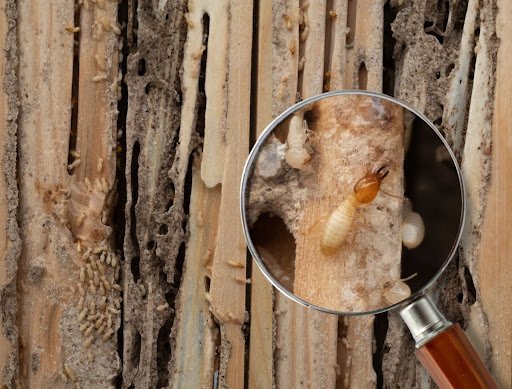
[242,93,463,315]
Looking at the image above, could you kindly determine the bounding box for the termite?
[285,111,311,169]
[284,14,292,30]
[320,165,393,255]
[156,303,169,312]
[298,56,306,72]
[382,273,416,305]
[300,26,310,42]
[402,199,425,249]
[289,39,296,55]
[64,364,77,382]
[329,10,337,18]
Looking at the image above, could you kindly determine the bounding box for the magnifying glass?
[240,91,498,389]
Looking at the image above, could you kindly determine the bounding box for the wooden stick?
[476,0,512,386]
[249,0,275,387]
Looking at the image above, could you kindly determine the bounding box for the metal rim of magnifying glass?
[240,90,466,317]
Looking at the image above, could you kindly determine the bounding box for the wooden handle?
[415,324,499,389]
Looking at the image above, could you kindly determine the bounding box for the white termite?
[64,364,77,382]
[402,199,425,249]
[320,166,390,255]
[285,110,312,169]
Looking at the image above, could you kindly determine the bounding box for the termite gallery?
[320,165,392,255]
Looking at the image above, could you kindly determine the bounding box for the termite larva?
[285,111,311,169]
[402,199,425,249]
[156,303,169,312]
[298,56,306,72]
[97,157,103,173]
[320,165,392,255]
[289,39,296,55]
[300,26,310,42]
[64,364,77,382]
[92,74,107,82]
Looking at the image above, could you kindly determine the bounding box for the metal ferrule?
[399,295,452,349]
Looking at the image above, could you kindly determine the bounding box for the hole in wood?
[137,58,146,76]
[250,212,296,292]
[358,62,368,90]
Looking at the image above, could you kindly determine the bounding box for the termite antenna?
[399,272,418,282]
[380,188,405,200]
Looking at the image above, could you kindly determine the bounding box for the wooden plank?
[478,0,512,386]
[16,0,121,387]
[170,159,219,388]
[0,0,20,387]
[248,0,275,387]
[328,1,385,388]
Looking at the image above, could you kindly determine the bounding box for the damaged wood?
[0,0,20,387]
[1,0,509,388]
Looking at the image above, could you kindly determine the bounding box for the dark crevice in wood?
[323,0,335,92]
[68,3,81,173]
[373,313,389,389]
[346,0,357,45]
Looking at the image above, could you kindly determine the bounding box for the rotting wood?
[122,0,188,387]
[477,0,511,386]
[248,0,275,387]
[0,0,20,387]
[15,0,121,387]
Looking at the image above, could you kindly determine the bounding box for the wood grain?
[479,0,512,386]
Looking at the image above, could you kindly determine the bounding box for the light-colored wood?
[328,2,384,388]
[443,0,479,158]
[479,0,512,386]
[16,0,120,387]
[249,0,275,387]
[170,159,219,389]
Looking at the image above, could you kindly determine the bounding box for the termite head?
[353,164,389,203]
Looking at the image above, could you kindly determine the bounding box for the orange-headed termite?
[320,165,393,255]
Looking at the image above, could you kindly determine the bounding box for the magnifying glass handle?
[401,295,499,389]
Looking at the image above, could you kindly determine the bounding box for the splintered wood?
[293,96,404,312]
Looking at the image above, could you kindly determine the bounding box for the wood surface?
[1,1,510,388]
